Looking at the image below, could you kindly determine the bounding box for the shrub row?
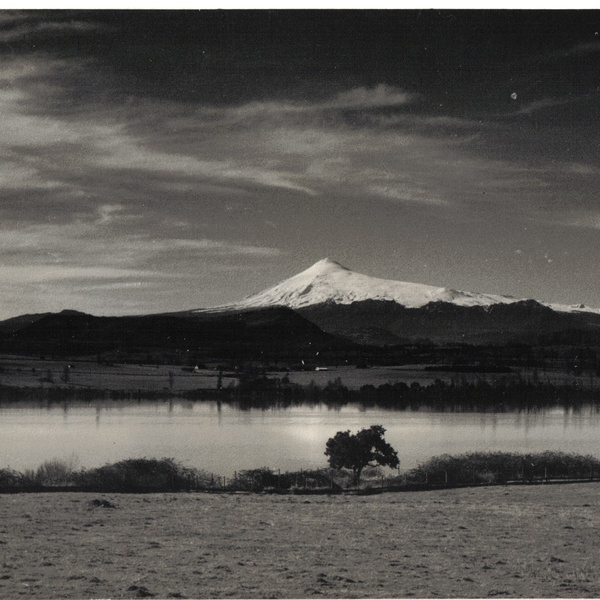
[0,459,341,494]
[405,451,600,486]
[1,452,599,494]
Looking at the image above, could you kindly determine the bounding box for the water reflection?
[0,398,599,476]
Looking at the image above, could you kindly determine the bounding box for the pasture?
[0,484,598,598]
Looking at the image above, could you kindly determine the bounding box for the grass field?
[1,483,599,598]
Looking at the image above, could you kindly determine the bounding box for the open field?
[1,355,598,394]
[1,483,599,598]
[283,365,600,390]
[0,357,234,392]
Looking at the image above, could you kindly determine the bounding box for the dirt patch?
[88,498,117,509]
[0,484,599,598]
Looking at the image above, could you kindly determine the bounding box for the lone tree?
[325,425,399,486]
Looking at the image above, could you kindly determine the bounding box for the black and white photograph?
[1,8,600,599]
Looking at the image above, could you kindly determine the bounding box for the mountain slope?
[299,299,600,345]
[196,258,518,311]
[197,258,600,315]
[194,258,600,346]
[0,310,87,334]
[0,307,349,359]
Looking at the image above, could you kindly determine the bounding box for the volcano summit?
[198,258,599,315]
[192,259,600,346]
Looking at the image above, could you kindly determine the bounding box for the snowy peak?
[194,259,600,315]
[301,257,350,276]
[198,259,524,312]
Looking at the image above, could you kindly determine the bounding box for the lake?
[1,400,600,476]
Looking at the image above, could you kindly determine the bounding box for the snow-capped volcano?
[225,258,522,309]
[193,260,473,310]
[197,258,600,315]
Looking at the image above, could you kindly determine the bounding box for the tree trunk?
[355,467,363,487]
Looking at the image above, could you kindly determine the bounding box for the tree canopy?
[324,425,399,485]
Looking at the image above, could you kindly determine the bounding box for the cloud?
[0,51,593,226]
[0,160,63,190]
[0,199,282,317]
[92,137,318,196]
[561,162,599,176]
[206,84,415,124]
[0,14,107,43]
[503,97,574,117]
[561,210,600,230]
[0,57,484,216]
[0,47,597,298]
[0,57,319,198]
[0,265,154,283]
[321,84,416,111]
[370,185,449,207]
[96,204,126,225]
[155,239,281,257]
[547,41,600,60]
[0,204,281,282]
[371,113,489,133]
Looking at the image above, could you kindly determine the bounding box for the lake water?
[1,400,600,476]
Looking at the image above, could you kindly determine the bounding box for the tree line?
[201,372,600,411]
[1,369,599,409]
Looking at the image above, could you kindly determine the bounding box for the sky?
[1,9,600,319]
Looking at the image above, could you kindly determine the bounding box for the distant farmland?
[1,355,598,394]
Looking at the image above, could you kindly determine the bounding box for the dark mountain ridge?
[0,307,351,362]
[298,298,600,346]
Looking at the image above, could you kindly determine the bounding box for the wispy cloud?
[0,57,319,198]
[0,53,516,220]
[502,97,574,117]
[370,185,449,207]
[320,84,416,111]
[211,84,415,122]
[92,137,318,196]
[0,200,281,317]
[2,50,597,226]
[547,41,600,60]
[0,265,154,283]
[560,210,600,230]
[0,160,63,190]
[0,205,281,276]
[0,13,107,43]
